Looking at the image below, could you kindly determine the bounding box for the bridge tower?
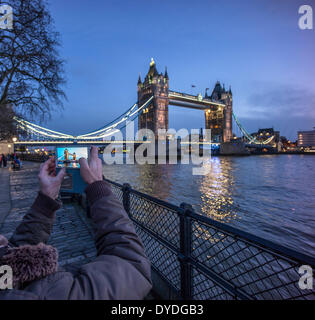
[137,58,169,139]
[205,81,233,142]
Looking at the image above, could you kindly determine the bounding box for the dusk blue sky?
[44,0,315,140]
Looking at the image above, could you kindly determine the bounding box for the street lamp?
[8,144,12,154]
[12,137,17,143]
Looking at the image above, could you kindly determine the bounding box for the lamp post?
[8,144,12,154]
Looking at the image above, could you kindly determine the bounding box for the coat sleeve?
[10,192,61,246]
[57,181,152,300]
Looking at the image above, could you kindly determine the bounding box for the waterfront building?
[280,136,297,151]
[0,141,11,154]
[297,129,315,149]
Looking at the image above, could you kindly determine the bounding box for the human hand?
[79,146,103,185]
[38,157,66,200]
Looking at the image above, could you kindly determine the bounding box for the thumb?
[56,167,66,183]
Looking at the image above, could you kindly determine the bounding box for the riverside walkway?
[0,162,97,270]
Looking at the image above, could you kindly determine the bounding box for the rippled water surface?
[102,155,315,256]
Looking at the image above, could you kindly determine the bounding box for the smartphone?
[56,147,88,169]
[56,146,88,194]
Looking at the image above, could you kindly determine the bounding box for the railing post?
[122,183,131,215]
[179,203,193,300]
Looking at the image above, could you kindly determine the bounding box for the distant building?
[280,136,297,151]
[297,129,315,148]
[251,128,280,144]
[0,141,11,154]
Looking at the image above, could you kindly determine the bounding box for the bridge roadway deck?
[0,162,97,271]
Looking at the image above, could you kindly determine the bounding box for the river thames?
[102,154,315,257]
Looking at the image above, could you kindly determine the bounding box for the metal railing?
[105,178,315,300]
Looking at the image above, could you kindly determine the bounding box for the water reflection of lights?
[137,164,173,201]
[199,157,237,223]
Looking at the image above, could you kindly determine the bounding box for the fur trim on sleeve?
[0,243,58,288]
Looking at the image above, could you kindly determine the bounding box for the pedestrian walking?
[2,154,7,167]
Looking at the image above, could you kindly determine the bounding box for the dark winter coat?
[0,181,152,299]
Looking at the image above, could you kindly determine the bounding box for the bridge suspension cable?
[232,112,257,143]
[232,112,275,145]
[76,96,153,139]
[76,102,138,138]
[14,96,154,141]
[14,117,75,140]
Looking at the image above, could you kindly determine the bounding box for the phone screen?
[56,147,88,168]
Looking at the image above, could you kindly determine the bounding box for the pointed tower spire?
[138,73,142,84]
[229,85,232,95]
[164,66,169,79]
[146,57,159,78]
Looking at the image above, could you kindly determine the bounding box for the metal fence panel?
[128,192,180,249]
[107,180,315,300]
[191,219,314,300]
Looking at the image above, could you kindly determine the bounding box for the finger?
[79,157,88,169]
[40,158,52,175]
[90,146,99,161]
[79,157,90,175]
[48,157,55,165]
[56,167,66,183]
[48,158,56,174]
[48,156,55,165]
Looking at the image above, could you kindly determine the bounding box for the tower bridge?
[137,58,233,143]
[12,58,275,149]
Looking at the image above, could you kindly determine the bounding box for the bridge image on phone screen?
[56,147,88,169]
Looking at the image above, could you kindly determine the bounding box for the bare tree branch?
[0,0,66,138]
